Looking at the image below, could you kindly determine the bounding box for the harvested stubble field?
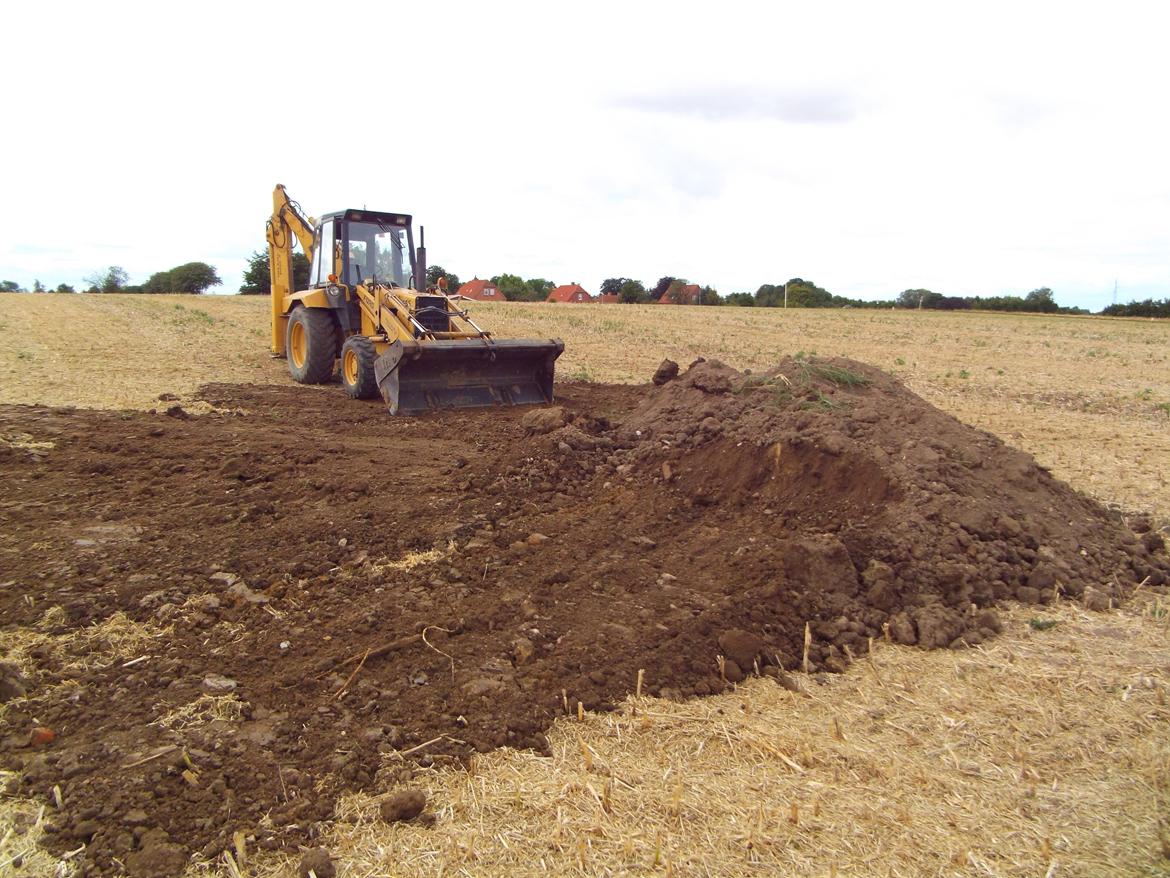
[0,293,1168,878]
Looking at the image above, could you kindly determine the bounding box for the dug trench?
[1,357,1166,875]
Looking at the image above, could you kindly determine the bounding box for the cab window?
[313,220,334,286]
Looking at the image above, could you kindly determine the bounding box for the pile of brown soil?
[613,358,1167,652]
[0,358,1164,875]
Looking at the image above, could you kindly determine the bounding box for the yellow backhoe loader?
[267,184,564,414]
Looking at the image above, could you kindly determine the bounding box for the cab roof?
[319,208,412,228]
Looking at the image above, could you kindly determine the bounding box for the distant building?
[596,292,620,304]
[657,283,702,305]
[457,278,505,301]
[547,283,592,303]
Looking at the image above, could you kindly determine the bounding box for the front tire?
[340,335,378,399]
[286,307,336,385]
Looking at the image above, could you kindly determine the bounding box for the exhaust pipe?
[415,225,427,291]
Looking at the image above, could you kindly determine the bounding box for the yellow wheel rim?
[343,349,359,386]
[290,320,307,368]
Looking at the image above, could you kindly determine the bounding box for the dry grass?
[153,694,248,734]
[0,294,283,411]
[367,544,452,576]
[0,294,1166,518]
[0,433,55,454]
[167,600,1170,878]
[2,609,171,683]
[0,789,63,877]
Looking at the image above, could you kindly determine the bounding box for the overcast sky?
[3,1,1167,309]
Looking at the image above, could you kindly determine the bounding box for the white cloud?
[614,85,861,124]
[0,0,1167,309]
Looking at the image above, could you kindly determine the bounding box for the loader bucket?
[374,338,565,415]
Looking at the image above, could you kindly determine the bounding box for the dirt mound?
[0,361,1165,874]
[617,357,1167,646]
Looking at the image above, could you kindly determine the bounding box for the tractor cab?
[310,209,416,290]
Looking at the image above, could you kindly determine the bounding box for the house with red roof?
[657,283,702,305]
[456,278,505,301]
[596,293,620,304]
[547,283,592,303]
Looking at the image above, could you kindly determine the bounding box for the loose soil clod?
[379,789,427,824]
[296,847,335,878]
[0,357,1166,875]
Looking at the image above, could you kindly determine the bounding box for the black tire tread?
[341,335,379,399]
[286,307,337,385]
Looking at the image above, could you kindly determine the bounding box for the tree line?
[3,253,1166,319]
[0,279,77,293]
[732,278,890,309]
[1100,298,1170,318]
[1,263,221,295]
[888,287,1090,314]
[482,273,555,302]
[584,278,1104,315]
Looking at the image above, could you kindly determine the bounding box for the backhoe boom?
[267,184,317,355]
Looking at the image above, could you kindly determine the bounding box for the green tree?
[935,296,970,311]
[483,274,554,302]
[1024,287,1058,313]
[83,266,129,293]
[525,278,554,300]
[163,262,221,294]
[103,267,129,292]
[600,277,630,296]
[490,273,531,300]
[724,292,755,307]
[1101,298,1170,318]
[32,279,45,293]
[755,279,841,308]
[755,284,783,307]
[699,285,721,306]
[897,289,942,309]
[0,280,19,293]
[143,264,219,296]
[143,270,173,293]
[292,254,311,291]
[785,278,833,308]
[618,278,648,303]
[973,295,1027,312]
[239,250,310,295]
[55,283,76,293]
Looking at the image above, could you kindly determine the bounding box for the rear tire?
[286,307,336,385]
[340,335,378,399]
